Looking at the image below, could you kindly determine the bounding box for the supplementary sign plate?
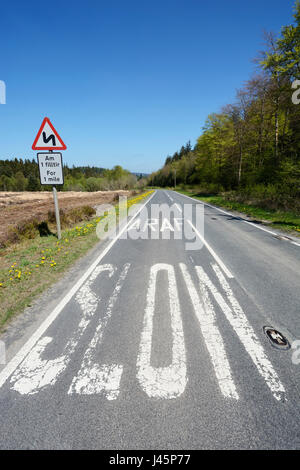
[37,152,64,185]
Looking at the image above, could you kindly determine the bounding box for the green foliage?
[149,1,300,213]
[0,159,140,192]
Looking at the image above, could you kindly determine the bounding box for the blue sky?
[0,0,296,173]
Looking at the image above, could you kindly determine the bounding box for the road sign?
[32,117,67,150]
[33,118,66,240]
[37,152,64,185]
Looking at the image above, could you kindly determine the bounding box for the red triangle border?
[32,117,67,150]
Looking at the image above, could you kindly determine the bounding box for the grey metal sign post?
[37,152,64,240]
[52,186,62,240]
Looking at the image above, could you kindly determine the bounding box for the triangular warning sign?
[32,117,67,150]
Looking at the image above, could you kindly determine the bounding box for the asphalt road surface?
[0,189,300,450]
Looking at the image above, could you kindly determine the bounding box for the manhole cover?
[263,326,290,350]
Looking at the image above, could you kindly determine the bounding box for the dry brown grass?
[0,190,134,247]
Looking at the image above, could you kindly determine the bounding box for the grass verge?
[0,190,153,331]
[176,190,300,235]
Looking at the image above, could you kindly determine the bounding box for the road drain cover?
[263,326,290,350]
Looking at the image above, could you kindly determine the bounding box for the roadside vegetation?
[0,161,148,192]
[149,1,300,217]
[0,190,153,331]
[176,188,300,234]
[4,204,96,248]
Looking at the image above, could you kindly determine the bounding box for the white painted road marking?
[128,217,184,233]
[0,191,156,391]
[137,263,187,399]
[174,203,183,213]
[187,219,234,278]
[5,260,287,402]
[175,190,300,247]
[180,263,238,399]
[68,263,131,398]
[10,265,115,395]
[201,263,286,401]
[164,191,174,202]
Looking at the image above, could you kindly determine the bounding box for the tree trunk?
[238,145,243,186]
[258,96,265,166]
[274,96,279,163]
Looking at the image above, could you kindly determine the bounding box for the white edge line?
[242,220,276,236]
[0,191,157,389]
[173,190,300,245]
[173,191,232,216]
[187,219,234,279]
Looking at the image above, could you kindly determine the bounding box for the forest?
[0,158,145,192]
[149,1,300,212]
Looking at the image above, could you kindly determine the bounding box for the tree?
[27,175,40,191]
[14,171,27,191]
